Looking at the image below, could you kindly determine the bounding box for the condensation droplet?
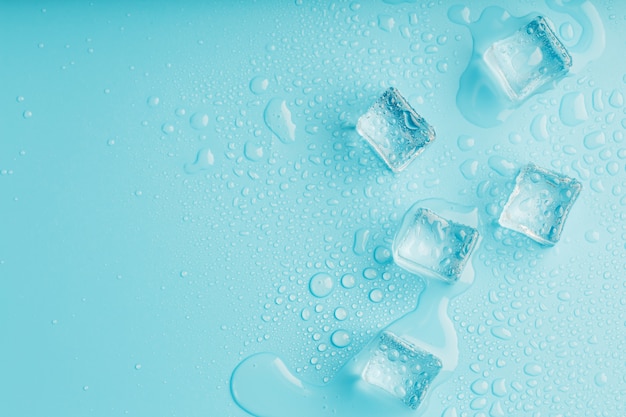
[341,274,356,289]
[250,76,270,94]
[368,289,383,303]
[309,273,334,298]
[190,112,209,130]
[330,330,351,348]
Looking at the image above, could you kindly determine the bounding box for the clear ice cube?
[362,331,442,410]
[356,87,436,173]
[392,206,479,283]
[499,163,582,246]
[484,16,572,102]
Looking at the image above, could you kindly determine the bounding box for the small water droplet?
[162,123,175,134]
[584,230,600,243]
[147,96,160,107]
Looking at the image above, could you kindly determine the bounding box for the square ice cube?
[499,163,582,246]
[392,206,479,283]
[356,87,436,173]
[362,331,442,410]
[484,16,572,102]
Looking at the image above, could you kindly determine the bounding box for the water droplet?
[523,363,542,376]
[330,330,351,348]
[147,96,160,107]
[491,326,512,340]
[264,98,296,144]
[309,273,334,298]
[492,378,507,397]
[22,110,32,119]
[447,5,471,25]
[460,159,479,180]
[184,148,215,174]
[378,14,395,32]
[190,112,209,130]
[362,268,377,280]
[470,397,487,410]
[373,246,391,264]
[334,307,348,321]
[557,291,571,301]
[609,90,624,108]
[244,140,264,162]
[489,400,505,417]
[250,76,269,95]
[530,114,549,142]
[353,228,370,256]
[341,273,356,289]
[584,229,600,243]
[487,156,516,177]
[583,131,606,150]
[162,123,175,134]
[368,289,383,303]
[134,363,142,370]
[594,372,608,387]
[559,92,588,126]
[470,379,489,395]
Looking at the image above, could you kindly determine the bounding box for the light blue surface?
[1,1,625,417]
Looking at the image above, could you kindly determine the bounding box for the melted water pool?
[1,1,625,417]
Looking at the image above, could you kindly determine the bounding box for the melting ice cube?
[484,16,572,102]
[362,331,442,410]
[499,163,582,245]
[392,206,479,283]
[356,87,436,173]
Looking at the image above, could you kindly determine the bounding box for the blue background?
[1,1,625,416]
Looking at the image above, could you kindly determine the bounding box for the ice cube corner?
[362,331,442,410]
[484,15,572,102]
[392,206,479,283]
[356,87,436,173]
[498,163,582,246]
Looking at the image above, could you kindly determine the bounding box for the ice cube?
[356,87,436,173]
[392,206,479,283]
[484,16,572,102]
[362,331,442,410]
[499,163,582,245]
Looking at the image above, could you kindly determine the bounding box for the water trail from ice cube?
[231,200,481,417]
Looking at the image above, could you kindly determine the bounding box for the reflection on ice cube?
[484,16,572,102]
[356,87,436,173]
[392,206,479,283]
[362,331,442,410]
[499,163,582,246]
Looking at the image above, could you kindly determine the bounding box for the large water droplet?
[264,98,296,144]
[559,92,588,126]
[190,112,209,130]
[250,76,270,95]
[309,273,334,298]
[330,330,351,348]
